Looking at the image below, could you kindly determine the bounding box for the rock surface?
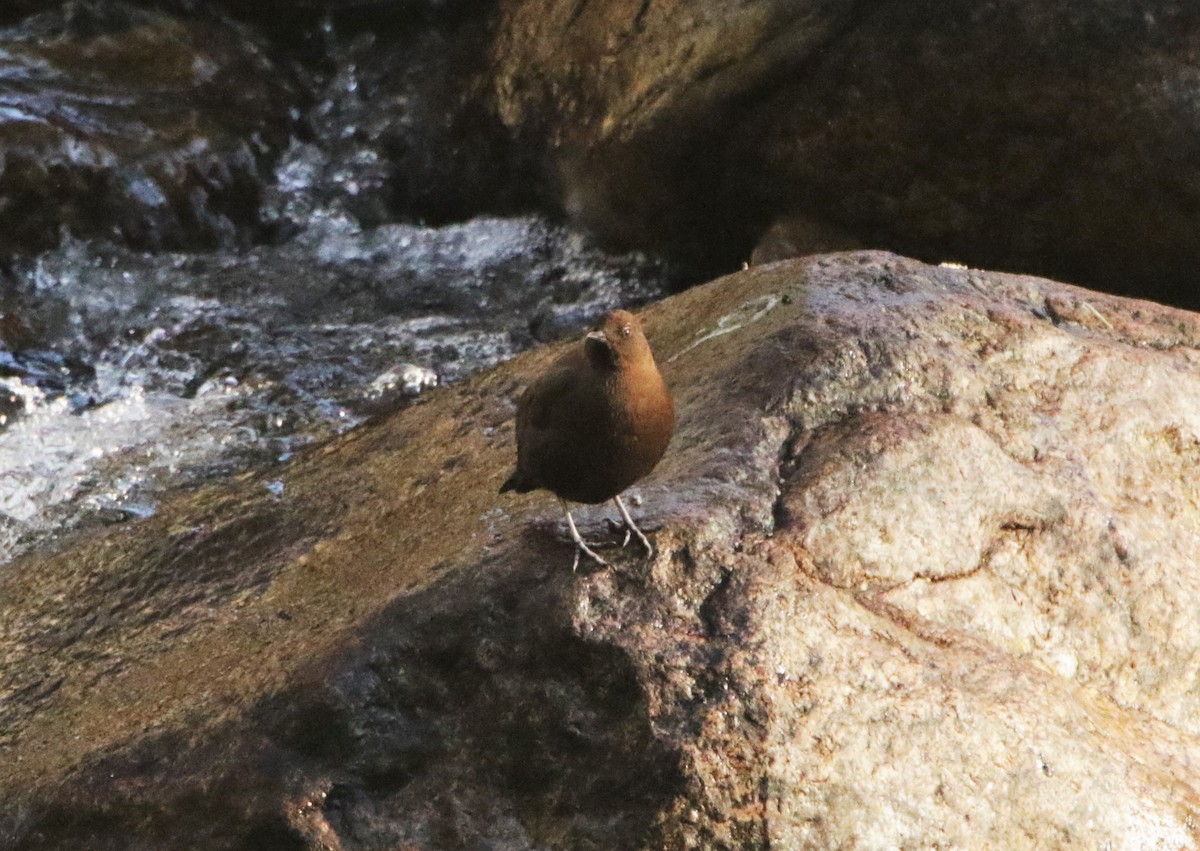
[739,1,1200,306]
[485,0,1200,304]
[4,251,1200,848]
[488,0,855,274]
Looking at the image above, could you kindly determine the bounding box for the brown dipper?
[500,309,674,570]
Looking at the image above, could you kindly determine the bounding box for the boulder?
[11,1,1200,307]
[3,252,1200,848]
[486,0,1200,305]
[738,1,1200,307]
[488,0,857,275]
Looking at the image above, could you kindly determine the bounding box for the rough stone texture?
[0,2,303,254]
[4,252,1200,848]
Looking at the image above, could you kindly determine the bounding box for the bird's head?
[584,309,652,369]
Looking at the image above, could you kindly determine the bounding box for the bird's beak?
[585,330,608,345]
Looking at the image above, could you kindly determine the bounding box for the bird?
[500,308,674,571]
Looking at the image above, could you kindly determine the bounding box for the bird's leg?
[612,494,653,556]
[559,497,610,571]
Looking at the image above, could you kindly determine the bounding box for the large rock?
[4,252,1200,848]
[738,1,1200,307]
[486,0,1200,305]
[488,0,856,274]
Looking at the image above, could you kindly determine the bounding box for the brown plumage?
[500,309,674,570]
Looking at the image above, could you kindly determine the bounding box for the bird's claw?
[572,541,610,572]
[603,516,631,547]
[611,495,653,556]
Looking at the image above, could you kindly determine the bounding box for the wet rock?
[349,363,438,416]
[0,310,36,350]
[3,252,1200,848]
[0,383,23,426]
[0,2,304,254]
[0,348,92,392]
[0,2,60,26]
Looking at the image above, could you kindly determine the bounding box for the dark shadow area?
[6,549,682,850]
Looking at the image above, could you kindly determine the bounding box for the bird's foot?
[603,517,633,548]
[627,524,653,557]
[560,497,612,572]
[612,495,654,558]
[572,539,611,573]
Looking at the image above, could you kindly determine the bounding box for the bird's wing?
[519,351,588,432]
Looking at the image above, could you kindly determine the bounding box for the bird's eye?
[621,325,632,337]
